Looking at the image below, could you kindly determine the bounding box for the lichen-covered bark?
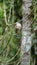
[21,0,32,65]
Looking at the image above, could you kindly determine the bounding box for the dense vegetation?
[31,0,37,65]
[0,0,22,65]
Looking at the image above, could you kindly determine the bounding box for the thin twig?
[3,1,12,26]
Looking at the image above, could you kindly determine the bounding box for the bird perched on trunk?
[15,22,22,30]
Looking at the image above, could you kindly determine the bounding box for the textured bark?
[21,0,32,65]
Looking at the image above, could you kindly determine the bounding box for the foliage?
[30,0,37,65]
[0,0,22,65]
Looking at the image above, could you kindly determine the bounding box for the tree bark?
[21,0,32,65]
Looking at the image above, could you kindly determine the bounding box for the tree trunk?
[21,0,32,65]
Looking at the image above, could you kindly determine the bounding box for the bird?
[15,22,22,31]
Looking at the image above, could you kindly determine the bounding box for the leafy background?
[0,0,22,65]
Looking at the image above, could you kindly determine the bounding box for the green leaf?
[0,7,4,18]
[0,27,3,35]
